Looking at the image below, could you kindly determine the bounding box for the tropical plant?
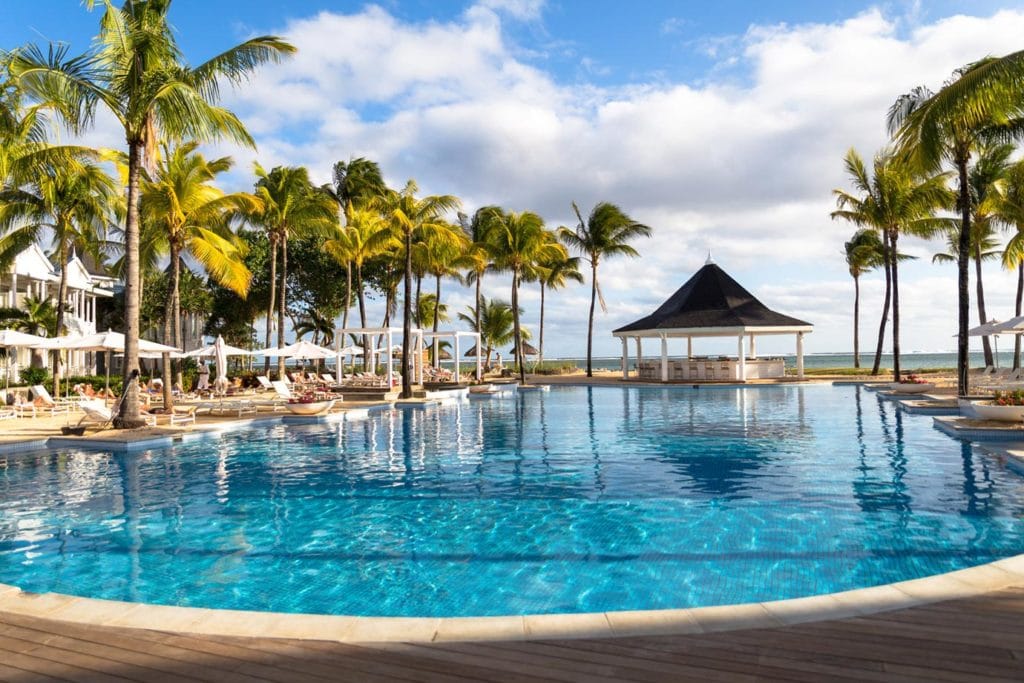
[534,241,582,368]
[559,202,651,377]
[843,230,884,369]
[459,206,502,334]
[832,148,950,379]
[324,204,397,366]
[7,0,294,424]
[995,160,1024,369]
[140,141,257,405]
[888,53,1024,394]
[248,164,337,375]
[457,297,529,368]
[413,221,471,362]
[375,181,460,398]
[0,295,55,336]
[488,210,564,383]
[0,154,120,390]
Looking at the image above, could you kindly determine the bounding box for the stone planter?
[285,400,335,416]
[970,402,1024,422]
[888,382,935,394]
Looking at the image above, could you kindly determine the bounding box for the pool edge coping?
[1,554,1023,643]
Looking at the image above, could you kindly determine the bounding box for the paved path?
[1,587,1022,682]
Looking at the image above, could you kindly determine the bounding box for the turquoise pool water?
[1,385,1023,617]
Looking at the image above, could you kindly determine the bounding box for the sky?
[2,0,1023,359]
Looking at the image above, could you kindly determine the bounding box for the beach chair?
[321,373,336,384]
[0,407,15,420]
[78,399,156,429]
[256,375,274,391]
[31,385,73,416]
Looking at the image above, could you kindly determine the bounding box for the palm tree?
[248,165,337,376]
[488,211,564,383]
[457,297,526,368]
[325,158,386,333]
[534,241,582,369]
[559,202,651,377]
[993,160,1024,369]
[414,222,470,363]
[375,181,460,398]
[832,148,950,379]
[324,204,397,366]
[140,141,257,404]
[459,206,502,334]
[888,53,1024,394]
[8,1,294,425]
[0,154,120,391]
[843,230,884,369]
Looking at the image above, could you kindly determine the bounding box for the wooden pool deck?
[1,586,1022,682]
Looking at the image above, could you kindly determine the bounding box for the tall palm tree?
[534,240,582,369]
[488,211,564,383]
[832,148,951,379]
[559,202,651,377]
[248,164,337,376]
[843,230,884,369]
[459,206,502,334]
[8,0,294,425]
[324,204,397,366]
[457,297,526,369]
[414,222,470,363]
[375,181,460,398]
[140,141,257,404]
[325,157,386,332]
[888,53,1024,393]
[0,154,120,391]
[994,160,1024,369]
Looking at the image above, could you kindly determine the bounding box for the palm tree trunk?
[357,262,369,371]
[586,260,597,378]
[853,274,860,369]
[891,231,901,382]
[871,233,891,376]
[433,274,441,365]
[512,269,525,384]
[956,152,972,396]
[54,237,68,396]
[277,234,288,378]
[539,283,546,370]
[117,140,144,426]
[264,238,277,375]
[1015,262,1023,371]
[975,242,993,367]
[161,245,180,410]
[401,230,413,399]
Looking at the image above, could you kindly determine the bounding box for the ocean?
[550,351,1021,372]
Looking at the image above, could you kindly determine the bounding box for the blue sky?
[2,1,1023,358]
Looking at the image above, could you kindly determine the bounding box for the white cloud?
[80,3,1024,361]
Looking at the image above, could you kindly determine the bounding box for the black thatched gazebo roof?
[614,261,811,336]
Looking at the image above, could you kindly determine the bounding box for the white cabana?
[0,330,49,389]
[334,327,424,386]
[613,259,813,382]
[422,330,482,382]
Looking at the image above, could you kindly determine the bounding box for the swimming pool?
[1,385,1023,618]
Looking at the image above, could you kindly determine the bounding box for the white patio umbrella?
[185,338,253,358]
[337,345,365,356]
[255,340,336,360]
[0,330,49,390]
[968,320,1003,368]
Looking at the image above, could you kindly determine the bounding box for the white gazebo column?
[620,337,628,379]
[749,334,756,359]
[737,335,746,382]
[475,334,482,381]
[796,331,805,379]
[687,336,692,359]
[417,330,424,385]
[386,330,394,387]
[9,272,16,307]
[454,334,461,383]
[660,335,668,382]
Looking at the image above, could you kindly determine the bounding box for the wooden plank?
[0,642,138,683]
[0,661,70,683]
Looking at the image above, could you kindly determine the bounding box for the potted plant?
[970,390,1024,422]
[285,392,336,415]
[889,374,935,394]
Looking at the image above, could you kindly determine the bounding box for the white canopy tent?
[422,330,482,382]
[334,327,424,386]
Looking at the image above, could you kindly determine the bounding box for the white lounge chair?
[271,380,294,400]
[31,385,73,416]
[256,375,274,391]
[0,407,15,420]
[78,400,156,428]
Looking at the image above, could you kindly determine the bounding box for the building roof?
[613,262,812,335]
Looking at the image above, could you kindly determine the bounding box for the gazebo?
[613,258,812,382]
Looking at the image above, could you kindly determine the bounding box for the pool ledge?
[2,553,1023,643]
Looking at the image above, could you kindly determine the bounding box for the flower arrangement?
[992,390,1024,407]
[898,374,929,385]
[288,392,318,405]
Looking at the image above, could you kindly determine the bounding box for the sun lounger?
[256,375,274,391]
[78,400,157,428]
[209,400,258,417]
[31,385,73,416]
[0,408,15,420]
[271,380,294,400]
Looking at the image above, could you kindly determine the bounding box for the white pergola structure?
[335,327,425,386]
[421,330,483,382]
[612,259,813,382]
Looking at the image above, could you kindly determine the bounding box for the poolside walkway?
[1,586,1022,682]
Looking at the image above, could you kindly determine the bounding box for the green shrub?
[19,366,49,387]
